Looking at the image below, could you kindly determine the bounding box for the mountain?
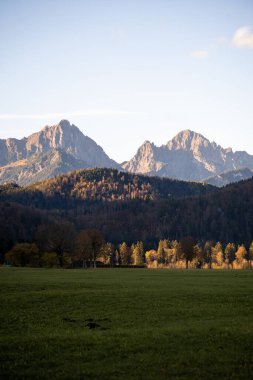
[204,167,253,187]
[0,120,119,185]
[123,130,253,181]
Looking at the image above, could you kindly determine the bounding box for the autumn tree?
[157,240,165,264]
[5,243,40,267]
[99,242,113,265]
[165,248,176,267]
[248,242,253,269]
[119,242,130,265]
[179,237,195,269]
[133,241,145,265]
[145,250,157,266]
[162,240,170,265]
[203,241,214,269]
[224,243,236,269]
[114,249,120,265]
[235,245,247,267]
[213,242,223,267]
[130,243,135,263]
[193,244,203,268]
[171,240,181,266]
[40,252,59,268]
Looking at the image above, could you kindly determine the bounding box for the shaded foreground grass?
[0,268,253,380]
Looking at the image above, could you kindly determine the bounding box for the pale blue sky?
[0,0,253,162]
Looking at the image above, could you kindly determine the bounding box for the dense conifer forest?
[0,168,253,267]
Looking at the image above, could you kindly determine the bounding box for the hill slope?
[0,168,214,206]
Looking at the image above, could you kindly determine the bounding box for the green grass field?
[0,268,253,380]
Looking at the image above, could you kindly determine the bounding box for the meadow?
[0,268,253,380]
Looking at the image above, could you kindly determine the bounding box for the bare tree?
[85,229,103,268]
[75,230,92,268]
[36,222,76,267]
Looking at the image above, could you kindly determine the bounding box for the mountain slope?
[123,130,253,181]
[0,120,119,185]
[0,149,90,186]
[204,167,253,187]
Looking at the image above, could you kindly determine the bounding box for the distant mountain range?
[0,121,252,186]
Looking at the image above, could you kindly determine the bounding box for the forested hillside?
[0,168,253,263]
[31,168,213,199]
[0,168,214,207]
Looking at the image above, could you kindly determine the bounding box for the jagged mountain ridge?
[1,124,253,185]
[0,120,119,185]
[123,130,253,181]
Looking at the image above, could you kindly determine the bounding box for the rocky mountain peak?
[24,120,119,169]
[58,119,71,128]
[40,120,81,141]
[124,129,253,181]
[122,140,167,174]
[0,120,119,185]
[139,140,155,153]
[167,129,211,151]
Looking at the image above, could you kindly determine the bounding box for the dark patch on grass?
[85,322,101,330]
[85,317,111,330]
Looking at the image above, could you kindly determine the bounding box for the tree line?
[1,174,253,264]
[4,223,253,269]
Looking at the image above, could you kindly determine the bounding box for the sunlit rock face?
[1,123,253,186]
[123,130,253,181]
[0,120,119,185]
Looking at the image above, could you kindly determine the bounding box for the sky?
[0,0,253,162]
